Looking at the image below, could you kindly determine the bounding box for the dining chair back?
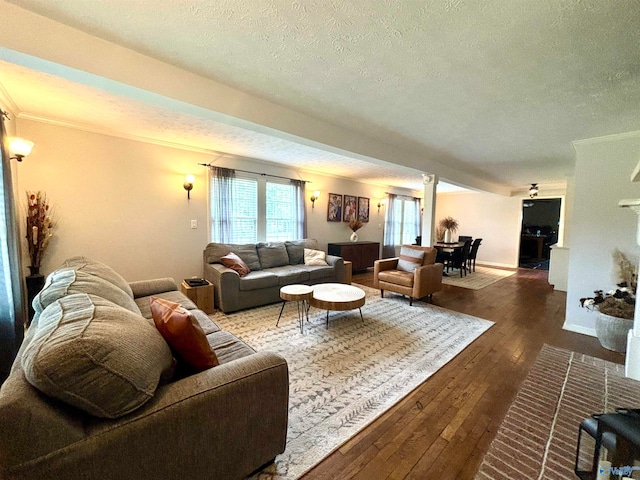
[467,238,482,272]
[458,235,473,242]
[447,239,473,277]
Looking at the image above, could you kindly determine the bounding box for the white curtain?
[0,111,25,383]
[290,179,307,239]
[209,166,236,243]
[382,193,397,258]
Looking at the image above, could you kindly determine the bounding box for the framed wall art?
[327,193,343,222]
[357,197,370,223]
[343,195,357,222]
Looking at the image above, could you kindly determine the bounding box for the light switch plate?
[191,220,198,229]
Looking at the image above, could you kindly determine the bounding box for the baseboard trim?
[562,323,596,337]
[476,261,518,269]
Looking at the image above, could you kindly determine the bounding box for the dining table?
[433,242,467,276]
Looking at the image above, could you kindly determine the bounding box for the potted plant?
[438,217,459,243]
[580,249,637,352]
[348,218,363,242]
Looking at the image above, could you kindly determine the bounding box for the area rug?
[475,344,640,479]
[442,266,515,290]
[211,285,494,479]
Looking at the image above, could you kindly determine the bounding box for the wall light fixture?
[184,174,195,199]
[310,190,320,209]
[9,137,35,161]
[377,199,386,213]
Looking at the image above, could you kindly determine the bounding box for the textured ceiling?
[3,0,640,191]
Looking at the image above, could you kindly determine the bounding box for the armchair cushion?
[378,270,414,288]
[397,246,425,273]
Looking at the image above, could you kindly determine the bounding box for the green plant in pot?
[580,249,637,352]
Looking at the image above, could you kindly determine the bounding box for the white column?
[618,199,640,379]
[421,173,438,246]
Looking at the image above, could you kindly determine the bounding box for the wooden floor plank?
[301,267,622,480]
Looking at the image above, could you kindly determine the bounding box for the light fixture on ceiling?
[9,137,35,161]
[184,174,194,199]
[377,199,385,213]
[310,190,320,209]
[529,183,539,198]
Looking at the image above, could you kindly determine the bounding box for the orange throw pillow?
[150,297,219,372]
[220,252,251,277]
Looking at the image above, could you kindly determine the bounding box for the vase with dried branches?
[348,218,363,242]
[438,217,459,243]
[25,191,54,275]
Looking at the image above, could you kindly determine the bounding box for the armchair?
[373,245,443,305]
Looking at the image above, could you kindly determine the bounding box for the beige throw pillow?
[397,247,425,273]
[304,248,329,266]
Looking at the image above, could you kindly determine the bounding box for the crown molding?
[572,130,640,147]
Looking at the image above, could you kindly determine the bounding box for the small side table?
[180,280,215,314]
[343,261,352,285]
[277,284,313,334]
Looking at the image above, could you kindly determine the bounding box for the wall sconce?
[377,199,386,213]
[310,190,320,209]
[9,137,35,161]
[184,174,194,199]
[529,183,539,198]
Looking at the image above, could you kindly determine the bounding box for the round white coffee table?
[310,283,366,328]
[277,284,314,333]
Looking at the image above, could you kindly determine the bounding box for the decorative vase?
[25,272,45,325]
[595,312,633,352]
[443,229,453,244]
[28,265,40,276]
[350,231,358,242]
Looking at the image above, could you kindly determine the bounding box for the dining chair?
[467,238,482,273]
[447,239,472,277]
[458,235,473,242]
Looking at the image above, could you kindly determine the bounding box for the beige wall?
[13,119,415,283]
[435,191,522,268]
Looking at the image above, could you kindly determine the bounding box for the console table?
[328,241,380,272]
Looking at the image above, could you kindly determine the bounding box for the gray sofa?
[0,257,289,480]
[204,239,345,313]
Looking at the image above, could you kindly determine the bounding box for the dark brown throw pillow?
[150,297,219,372]
[220,252,251,277]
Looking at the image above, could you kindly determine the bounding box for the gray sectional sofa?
[0,257,289,480]
[204,239,345,313]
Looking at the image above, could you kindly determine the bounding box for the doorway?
[519,198,562,269]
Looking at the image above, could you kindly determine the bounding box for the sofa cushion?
[238,271,279,291]
[150,297,219,372]
[397,247,425,273]
[33,267,141,316]
[190,309,221,335]
[61,256,134,298]
[135,291,197,320]
[204,243,261,271]
[267,265,311,285]
[285,239,319,265]
[220,252,251,277]
[21,293,173,419]
[307,265,336,281]
[206,330,256,364]
[304,248,329,266]
[379,270,415,288]
[257,242,289,269]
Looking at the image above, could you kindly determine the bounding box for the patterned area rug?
[211,285,494,479]
[442,266,515,290]
[475,344,640,479]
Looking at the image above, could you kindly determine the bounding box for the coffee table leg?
[297,301,304,334]
[326,310,330,329]
[276,301,286,327]
[359,307,364,322]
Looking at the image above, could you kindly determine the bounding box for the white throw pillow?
[304,248,329,266]
[397,247,425,273]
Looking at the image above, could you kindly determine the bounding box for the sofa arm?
[14,352,289,480]
[129,278,178,299]
[414,262,444,298]
[326,255,345,283]
[373,258,399,288]
[203,263,241,313]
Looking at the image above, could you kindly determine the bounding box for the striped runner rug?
[475,344,640,479]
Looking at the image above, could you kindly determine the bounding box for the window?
[383,195,421,257]
[210,172,304,243]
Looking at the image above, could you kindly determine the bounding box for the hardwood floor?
[301,267,623,480]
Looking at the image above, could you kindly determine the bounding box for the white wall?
[564,133,640,336]
[13,119,414,283]
[435,191,522,268]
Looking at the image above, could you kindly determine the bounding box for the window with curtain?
[383,195,422,257]
[0,111,25,383]
[209,168,306,243]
